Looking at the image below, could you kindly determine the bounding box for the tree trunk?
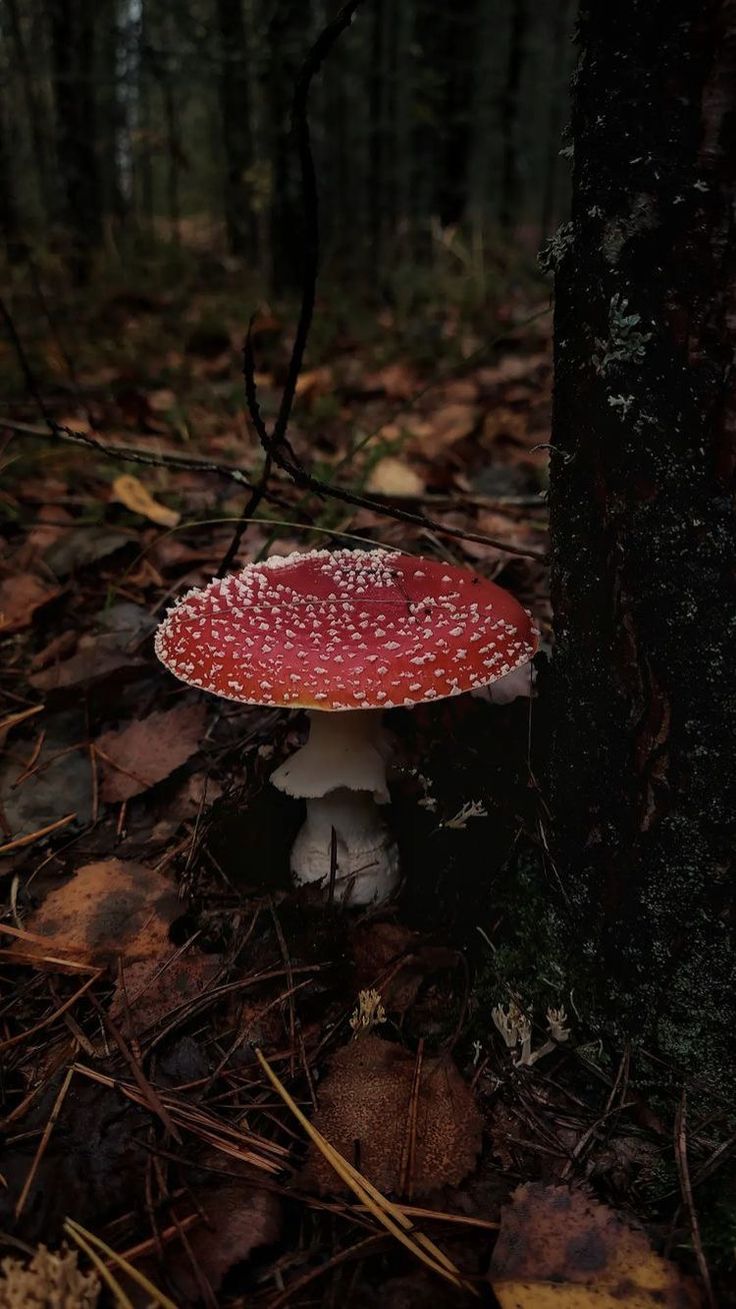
[266,0,310,296]
[539,0,574,241]
[216,0,255,258]
[0,79,22,260]
[499,0,527,233]
[50,0,102,280]
[547,0,736,1086]
[436,4,478,229]
[4,0,53,219]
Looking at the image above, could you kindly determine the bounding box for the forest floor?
[0,257,729,1307]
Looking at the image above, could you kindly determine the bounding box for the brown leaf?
[418,403,479,455]
[302,1034,482,1198]
[489,1184,703,1308]
[351,922,457,1015]
[294,365,333,397]
[363,361,418,399]
[28,633,146,691]
[17,859,179,965]
[481,406,530,447]
[111,945,219,1033]
[0,574,61,633]
[164,1185,281,1303]
[475,351,548,390]
[112,474,180,528]
[95,701,208,803]
[15,858,220,1034]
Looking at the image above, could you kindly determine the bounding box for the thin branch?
[222,1,547,571]
[265,446,546,559]
[2,416,255,490]
[218,0,363,575]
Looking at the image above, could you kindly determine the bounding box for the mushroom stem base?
[291,789,399,906]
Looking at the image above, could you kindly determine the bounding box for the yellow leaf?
[366,457,424,498]
[490,1185,703,1309]
[112,474,180,528]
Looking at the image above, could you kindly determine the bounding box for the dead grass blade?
[64,1218,178,1309]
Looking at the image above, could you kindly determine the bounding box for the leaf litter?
[0,289,723,1306]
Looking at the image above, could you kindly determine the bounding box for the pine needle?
[63,1219,179,1309]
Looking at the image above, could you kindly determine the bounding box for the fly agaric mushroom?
[154,548,538,905]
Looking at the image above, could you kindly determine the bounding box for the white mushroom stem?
[270,709,399,906]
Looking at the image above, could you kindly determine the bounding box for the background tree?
[547,0,736,1086]
[50,0,103,280]
[0,0,578,287]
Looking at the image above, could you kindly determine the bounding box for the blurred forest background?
[1,0,576,297]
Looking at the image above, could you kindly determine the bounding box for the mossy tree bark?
[547,0,736,1083]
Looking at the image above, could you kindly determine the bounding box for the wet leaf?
[95,701,208,802]
[302,1034,482,1198]
[112,474,180,528]
[489,1184,703,1308]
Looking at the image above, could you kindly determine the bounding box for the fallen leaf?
[29,633,147,690]
[112,474,180,528]
[302,1034,482,1198]
[17,859,180,964]
[147,387,177,413]
[440,377,479,403]
[351,922,458,1015]
[481,406,530,446]
[112,946,219,1032]
[294,365,333,397]
[475,351,548,389]
[363,361,418,399]
[366,457,425,498]
[14,857,219,1032]
[489,1184,703,1308]
[418,403,479,455]
[95,701,208,803]
[164,1185,281,1303]
[0,574,61,633]
[44,529,131,577]
[0,727,92,839]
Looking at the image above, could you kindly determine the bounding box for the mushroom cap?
[154,547,538,711]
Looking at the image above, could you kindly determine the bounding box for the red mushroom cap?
[154,548,538,711]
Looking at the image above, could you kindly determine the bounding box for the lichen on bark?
[546,0,736,1089]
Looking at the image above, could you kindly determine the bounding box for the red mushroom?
[155,548,538,904]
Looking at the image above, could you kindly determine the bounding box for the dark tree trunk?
[436,3,478,229]
[50,0,103,280]
[162,74,181,244]
[267,0,310,296]
[368,0,386,259]
[98,0,127,231]
[539,0,574,240]
[499,0,527,233]
[0,82,22,260]
[548,0,736,1085]
[136,0,154,236]
[217,0,255,258]
[4,0,52,217]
